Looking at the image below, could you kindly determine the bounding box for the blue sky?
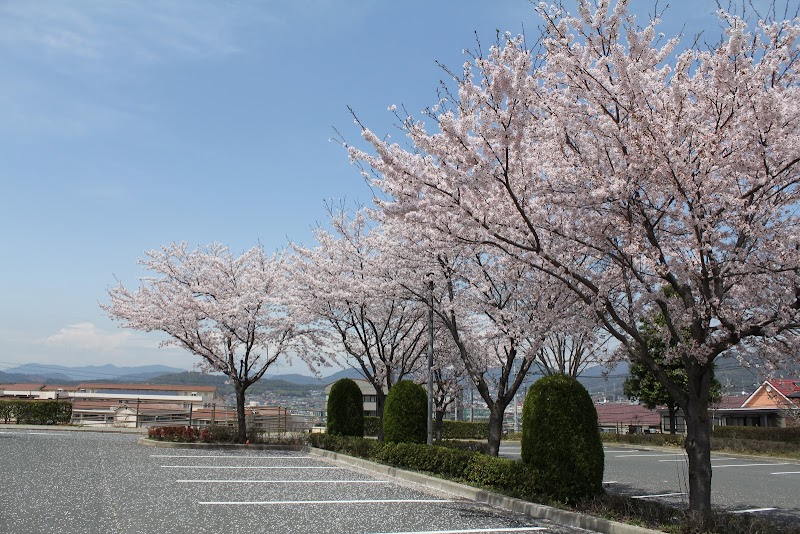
[0,0,747,376]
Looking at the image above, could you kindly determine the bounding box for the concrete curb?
[307,447,664,534]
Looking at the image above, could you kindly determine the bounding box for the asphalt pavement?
[499,442,800,525]
[1,429,593,534]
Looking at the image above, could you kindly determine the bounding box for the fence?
[66,398,313,433]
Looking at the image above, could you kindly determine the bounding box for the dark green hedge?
[0,400,72,425]
[601,430,800,458]
[712,426,800,443]
[383,381,427,444]
[600,432,686,447]
[522,375,604,503]
[308,434,538,500]
[327,378,364,437]
[441,420,490,439]
[364,416,488,440]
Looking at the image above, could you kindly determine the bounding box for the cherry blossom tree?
[348,1,800,516]
[288,208,428,439]
[103,243,320,442]
[381,222,581,455]
[408,320,468,441]
[533,330,608,378]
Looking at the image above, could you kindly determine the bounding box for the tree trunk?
[375,391,386,442]
[683,396,713,519]
[435,409,445,442]
[486,403,505,456]
[668,404,677,435]
[235,384,247,443]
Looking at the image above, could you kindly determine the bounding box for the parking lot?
[0,430,591,534]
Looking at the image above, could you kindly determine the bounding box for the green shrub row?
[600,432,686,447]
[712,425,800,443]
[711,437,800,458]
[440,420,490,439]
[363,416,489,440]
[0,400,72,425]
[600,430,800,458]
[308,434,538,500]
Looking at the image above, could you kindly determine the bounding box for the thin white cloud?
[39,322,135,351]
[0,1,269,64]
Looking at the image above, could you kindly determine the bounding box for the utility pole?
[427,276,434,446]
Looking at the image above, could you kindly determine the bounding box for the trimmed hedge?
[601,430,800,458]
[308,434,538,499]
[0,400,72,425]
[383,381,427,444]
[712,426,800,443]
[440,420,490,439]
[600,432,685,448]
[364,416,488,440]
[522,375,604,503]
[326,378,364,437]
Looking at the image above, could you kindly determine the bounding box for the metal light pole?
[427,277,434,446]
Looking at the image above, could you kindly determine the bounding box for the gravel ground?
[0,430,598,534]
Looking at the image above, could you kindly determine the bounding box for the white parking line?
[151,454,312,459]
[0,431,68,435]
[659,457,738,462]
[369,528,547,533]
[713,463,790,468]
[771,471,800,475]
[162,465,337,469]
[615,454,684,458]
[631,492,686,499]
[177,479,389,483]
[200,498,454,505]
[732,507,777,514]
[602,481,618,484]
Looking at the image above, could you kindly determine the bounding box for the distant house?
[595,402,662,434]
[732,379,800,427]
[72,383,223,406]
[0,383,48,398]
[655,380,800,432]
[0,382,223,427]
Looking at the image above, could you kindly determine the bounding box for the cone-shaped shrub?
[521,374,604,502]
[326,378,364,437]
[383,380,427,444]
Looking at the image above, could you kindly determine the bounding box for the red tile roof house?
[655,380,800,432]
[595,402,662,434]
[733,379,800,427]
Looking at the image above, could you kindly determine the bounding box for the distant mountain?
[5,363,187,382]
[266,368,364,385]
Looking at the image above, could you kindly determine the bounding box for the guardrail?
[66,398,317,433]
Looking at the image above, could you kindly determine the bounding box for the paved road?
[499,442,800,524]
[1,430,592,534]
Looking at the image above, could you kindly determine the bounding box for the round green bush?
[521,374,604,502]
[326,378,364,437]
[383,380,427,444]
